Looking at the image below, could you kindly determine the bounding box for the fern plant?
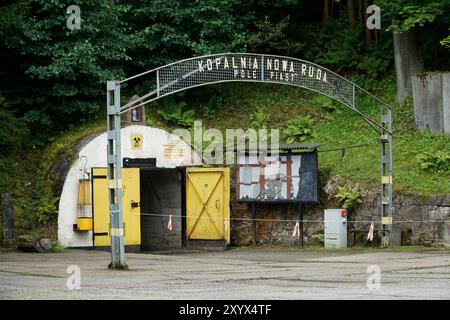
[416,151,450,174]
[250,108,269,130]
[157,96,195,127]
[282,116,314,143]
[334,186,363,213]
[36,196,59,225]
[312,95,338,113]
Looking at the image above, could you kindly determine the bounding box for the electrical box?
[324,209,347,248]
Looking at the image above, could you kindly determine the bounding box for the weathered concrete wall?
[443,74,450,134]
[229,169,450,247]
[353,193,450,246]
[140,170,183,251]
[412,72,450,134]
[394,31,424,102]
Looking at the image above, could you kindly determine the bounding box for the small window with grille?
[132,107,142,122]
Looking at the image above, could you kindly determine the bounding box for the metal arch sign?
[106,53,394,268]
[159,53,352,106]
[120,53,362,116]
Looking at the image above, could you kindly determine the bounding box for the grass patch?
[38,76,450,198]
[181,79,450,196]
[50,242,66,253]
[40,120,106,173]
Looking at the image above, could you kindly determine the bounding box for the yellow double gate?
[186,168,230,243]
[91,167,230,247]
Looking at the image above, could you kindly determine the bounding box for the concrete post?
[1,193,15,247]
[412,72,450,134]
[394,31,423,102]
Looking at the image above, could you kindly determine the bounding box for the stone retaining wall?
[229,169,450,247]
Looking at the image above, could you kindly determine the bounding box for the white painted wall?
[57,125,201,247]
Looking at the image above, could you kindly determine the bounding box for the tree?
[323,0,331,21]
[128,0,250,70]
[3,0,133,132]
[245,16,304,55]
[348,0,356,31]
[375,0,450,101]
[0,96,29,194]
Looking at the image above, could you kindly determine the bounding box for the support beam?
[380,108,393,246]
[299,204,304,248]
[252,203,256,246]
[106,81,127,270]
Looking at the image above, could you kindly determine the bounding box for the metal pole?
[380,107,393,247]
[106,81,127,269]
[299,203,304,248]
[387,109,394,246]
[252,203,257,246]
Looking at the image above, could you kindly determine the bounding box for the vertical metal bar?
[299,203,304,248]
[156,69,160,97]
[380,110,387,243]
[107,81,127,269]
[252,203,257,246]
[387,109,394,246]
[114,82,126,267]
[261,55,264,81]
[380,105,393,247]
[106,82,115,266]
[352,84,356,109]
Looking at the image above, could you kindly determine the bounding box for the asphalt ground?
[0,247,449,300]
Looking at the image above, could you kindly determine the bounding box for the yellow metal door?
[92,168,141,246]
[186,168,230,244]
[122,168,141,245]
[92,168,109,246]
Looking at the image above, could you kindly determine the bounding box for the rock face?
[230,169,450,247]
[353,193,450,247]
[17,236,53,253]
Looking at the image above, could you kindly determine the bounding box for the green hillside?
[41,75,449,198]
[142,78,449,195]
[2,0,449,240]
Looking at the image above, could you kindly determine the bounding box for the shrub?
[312,95,338,113]
[334,185,363,213]
[157,97,195,127]
[36,195,59,225]
[313,232,325,244]
[282,116,314,143]
[202,105,215,118]
[250,108,269,130]
[416,151,450,174]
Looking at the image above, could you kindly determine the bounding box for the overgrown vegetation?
[416,151,450,174]
[250,108,270,130]
[0,0,449,237]
[156,97,195,127]
[334,186,363,213]
[282,116,315,143]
